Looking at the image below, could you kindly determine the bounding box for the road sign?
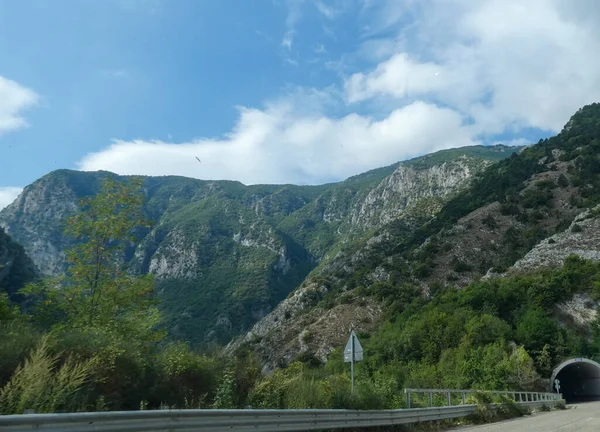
[344,330,363,394]
[344,331,363,362]
[554,378,561,393]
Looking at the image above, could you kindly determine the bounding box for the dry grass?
[0,337,94,414]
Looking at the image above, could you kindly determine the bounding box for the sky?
[1,0,600,210]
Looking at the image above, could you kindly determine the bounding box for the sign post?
[344,330,363,394]
[554,378,561,394]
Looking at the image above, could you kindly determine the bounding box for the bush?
[452,257,474,273]
[0,338,94,414]
[522,187,553,209]
[0,321,41,387]
[557,173,570,187]
[482,214,498,229]
[152,342,219,409]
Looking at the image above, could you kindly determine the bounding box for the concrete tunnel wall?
[551,358,600,402]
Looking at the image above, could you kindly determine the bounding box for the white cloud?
[345,53,447,103]
[281,31,295,50]
[346,0,600,134]
[314,43,327,54]
[77,100,477,185]
[0,76,39,136]
[102,69,129,78]
[281,0,305,50]
[0,187,23,210]
[75,0,600,186]
[315,1,339,19]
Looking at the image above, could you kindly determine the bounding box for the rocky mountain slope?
[233,103,600,371]
[0,145,517,346]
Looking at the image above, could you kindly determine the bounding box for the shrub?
[452,257,474,273]
[557,173,570,187]
[482,214,498,229]
[0,338,94,414]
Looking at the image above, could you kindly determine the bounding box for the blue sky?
[1,0,600,209]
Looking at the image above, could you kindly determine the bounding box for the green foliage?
[153,342,219,408]
[212,368,237,408]
[0,321,40,387]
[452,257,473,273]
[482,214,498,229]
[557,174,570,187]
[404,145,521,171]
[0,338,94,414]
[22,178,162,344]
[366,257,600,396]
[0,292,20,321]
[0,228,36,302]
[522,187,553,209]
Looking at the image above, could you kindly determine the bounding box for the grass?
[0,338,94,414]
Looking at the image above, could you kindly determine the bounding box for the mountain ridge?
[231,103,600,371]
[0,144,521,347]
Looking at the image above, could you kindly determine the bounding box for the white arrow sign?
[344,331,363,362]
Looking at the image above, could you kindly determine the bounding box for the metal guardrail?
[405,388,562,408]
[0,399,565,432]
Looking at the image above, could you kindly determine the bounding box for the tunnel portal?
[551,358,600,403]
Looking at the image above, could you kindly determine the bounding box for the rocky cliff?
[232,103,600,370]
[0,145,519,347]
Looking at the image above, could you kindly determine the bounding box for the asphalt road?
[454,401,600,431]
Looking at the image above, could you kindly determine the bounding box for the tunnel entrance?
[551,358,600,403]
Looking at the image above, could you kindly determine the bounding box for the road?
[454,401,600,431]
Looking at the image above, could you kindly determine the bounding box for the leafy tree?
[23,178,161,343]
[0,293,20,321]
[515,308,559,353]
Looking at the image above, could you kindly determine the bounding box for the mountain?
[0,145,520,347]
[0,228,36,302]
[233,103,600,371]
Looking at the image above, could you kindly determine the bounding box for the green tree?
[515,308,558,353]
[23,178,161,343]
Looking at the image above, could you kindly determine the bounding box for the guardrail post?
[428,391,433,407]
[406,389,411,409]
[462,391,466,405]
[447,391,451,406]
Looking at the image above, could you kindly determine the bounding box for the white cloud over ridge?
[0,187,23,211]
[79,101,476,185]
[77,0,600,185]
[0,76,39,136]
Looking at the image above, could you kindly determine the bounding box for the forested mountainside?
[0,227,36,303]
[3,104,600,415]
[234,103,600,372]
[0,145,517,347]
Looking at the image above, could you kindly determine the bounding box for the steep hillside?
[0,145,518,347]
[0,228,36,302]
[235,103,600,371]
